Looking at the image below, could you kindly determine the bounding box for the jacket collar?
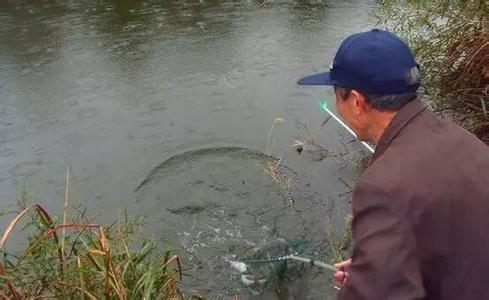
[372,99,427,161]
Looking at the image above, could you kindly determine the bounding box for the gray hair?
[335,66,420,111]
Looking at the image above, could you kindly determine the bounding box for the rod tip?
[318,100,329,111]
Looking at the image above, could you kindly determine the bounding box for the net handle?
[243,255,337,273]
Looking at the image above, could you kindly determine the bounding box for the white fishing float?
[319,100,375,153]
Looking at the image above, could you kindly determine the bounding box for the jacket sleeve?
[337,182,425,300]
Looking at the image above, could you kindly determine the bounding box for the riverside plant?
[378,0,489,143]
[263,117,296,207]
[0,168,183,299]
[325,216,352,265]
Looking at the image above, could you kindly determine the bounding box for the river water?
[0,0,376,298]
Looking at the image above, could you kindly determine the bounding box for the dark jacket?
[338,100,489,300]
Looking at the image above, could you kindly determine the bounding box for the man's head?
[298,29,420,142]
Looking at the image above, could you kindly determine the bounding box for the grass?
[0,168,183,299]
[378,0,489,144]
[263,160,294,207]
[265,117,285,156]
[263,117,296,207]
[325,216,352,264]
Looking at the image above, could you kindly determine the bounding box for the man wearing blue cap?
[298,29,489,299]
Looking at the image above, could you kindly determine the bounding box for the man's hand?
[334,259,352,285]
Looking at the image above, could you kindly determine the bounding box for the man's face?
[334,88,370,141]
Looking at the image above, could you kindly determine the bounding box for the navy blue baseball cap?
[298,29,420,94]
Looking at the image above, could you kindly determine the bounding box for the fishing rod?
[319,101,375,153]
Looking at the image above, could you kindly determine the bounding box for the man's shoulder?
[357,108,489,203]
[405,106,487,152]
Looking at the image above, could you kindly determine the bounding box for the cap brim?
[297,71,335,85]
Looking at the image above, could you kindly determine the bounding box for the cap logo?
[405,66,420,85]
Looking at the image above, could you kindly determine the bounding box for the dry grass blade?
[160,276,178,297]
[481,98,487,117]
[263,160,293,206]
[161,255,183,281]
[61,163,70,258]
[265,117,285,155]
[7,281,24,299]
[97,227,127,299]
[0,204,52,250]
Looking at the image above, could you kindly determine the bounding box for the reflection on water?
[0,0,376,298]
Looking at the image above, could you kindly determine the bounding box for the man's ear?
[349,90,368,116]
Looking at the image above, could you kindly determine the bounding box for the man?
[298,29,489,299]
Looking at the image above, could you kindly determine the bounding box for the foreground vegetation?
[0,183,183,299]
[379,0,489,144]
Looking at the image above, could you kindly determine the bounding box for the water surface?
[0,0,376,298]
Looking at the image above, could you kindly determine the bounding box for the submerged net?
[227,237,325,292]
